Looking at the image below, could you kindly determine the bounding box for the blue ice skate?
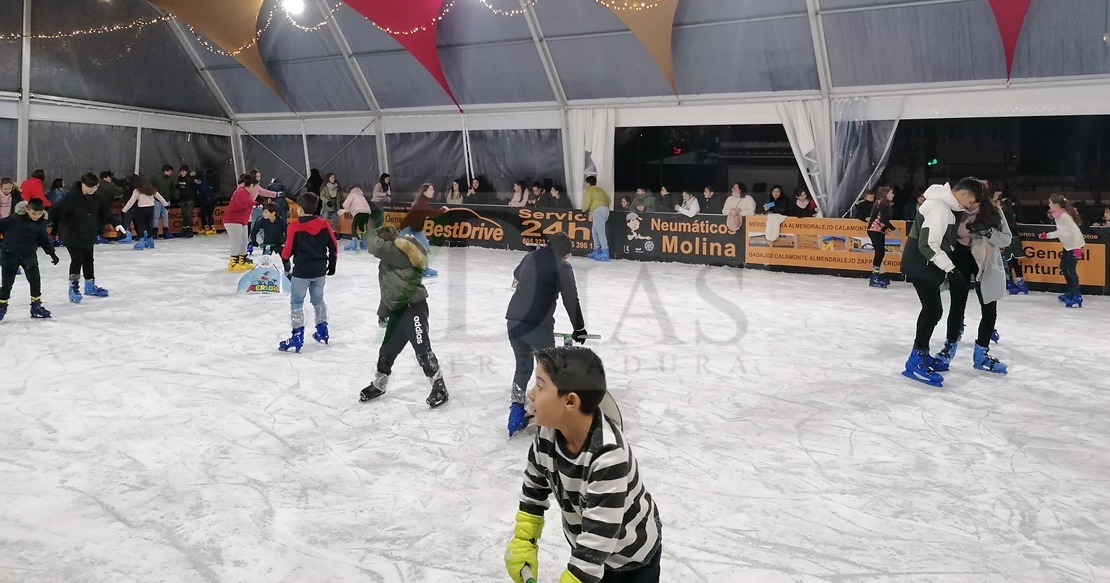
[247,243,254,255]
[84,280,109,297]
[279,327,305,353]
[133,236,146,250]
[932,341,957,372]
[343,238,359,251]
[592,249,610,262]
[0,301,6,321]
[902,348,944,387]
[312,322,329,345]
[119,231,133,244]
[67,276,82,304]
[508,403,530,437]
[1065,292,1083,308]
[30,299,51,319]
[96,235,111,244]
[973,343,1007,374]
[869,273,889,288]
[423,267,438,278]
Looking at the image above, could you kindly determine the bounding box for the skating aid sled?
[236,254,291,295]
[549,332,623,431]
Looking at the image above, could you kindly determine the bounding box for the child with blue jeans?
[279,193,338,353]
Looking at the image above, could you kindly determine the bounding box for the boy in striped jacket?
[506,347,662,583]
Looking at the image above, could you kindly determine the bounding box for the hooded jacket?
[281,215,337,279]
[51,183,121,246]
[364,225,429,313]
[341,186,371,216]
[0,201,57,266]
[900,183,963,283]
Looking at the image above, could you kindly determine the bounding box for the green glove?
[505,511,543,583]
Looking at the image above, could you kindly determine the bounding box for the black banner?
[381,204,595,256]
[611,211,745,267]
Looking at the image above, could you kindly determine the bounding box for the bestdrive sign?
[385,205,595,256]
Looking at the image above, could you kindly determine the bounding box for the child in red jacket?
[224,175,260,272]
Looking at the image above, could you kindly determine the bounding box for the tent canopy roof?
[4,0,1108,119]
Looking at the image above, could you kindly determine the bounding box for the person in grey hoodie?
[899,177,986,387]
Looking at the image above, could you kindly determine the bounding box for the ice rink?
[2,237,1109,583]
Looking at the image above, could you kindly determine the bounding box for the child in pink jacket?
[339,186,371,251]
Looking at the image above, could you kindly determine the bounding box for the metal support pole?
[16,0,32,180]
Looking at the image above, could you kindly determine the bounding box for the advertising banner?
[612,211,745,267]
[367,204,595,256]
[743,216,908,274]
[1015,225,1108,293]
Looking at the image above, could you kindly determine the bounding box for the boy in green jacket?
[358,224,449,408]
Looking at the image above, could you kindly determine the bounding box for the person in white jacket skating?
[1039,193,1086,307]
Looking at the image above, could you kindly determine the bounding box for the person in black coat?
[0,199,59,320]
[50,173,126,303]
[504,232,587,437]
[763,185,791,215]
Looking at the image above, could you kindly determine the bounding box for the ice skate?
[227,257,239,272]
[593,248,610,262]
[1014,279,1029,294]
[426,374,449,408]
[119,231,133,244]
[0,300,7,321]
[587,248,600,259]
[932,341,957,371]
[343,238,359,251]
[96,235,110,245]
[144,235,155,249]
[508,402,530,437]
[973,343,1007,374]
[67,275,82,304]
[1065,292,1083,308]
[868,273,888,288]
[278,327,305,353]
[423,267,438,278]
[84,280,109,298]
[133,237,146,250]
[312,322,329,345]
[991,329,1000,344]
[902,348,944,387]
[30,298,51,319]
[359,371,389,402]
[1058,292,1069,303]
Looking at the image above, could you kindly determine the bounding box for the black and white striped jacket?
[519,411,662,583]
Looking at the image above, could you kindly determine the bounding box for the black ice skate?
[359,371,389,402]
[426,374,449,408]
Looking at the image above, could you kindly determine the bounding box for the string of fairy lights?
[0,0,669,49]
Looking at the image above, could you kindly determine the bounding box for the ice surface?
[2,238,1109,582]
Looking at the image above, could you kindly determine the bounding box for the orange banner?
[744,216,907,273]
[1019,240,1106,287]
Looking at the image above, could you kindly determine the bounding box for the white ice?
[2,237,1109,583]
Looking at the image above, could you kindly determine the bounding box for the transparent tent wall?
[0,118,16,179]
[242,135,308,196]
[306,135,378,192]
[385,132,466,203]
[467,129,565,202]
[27,120,137,185]
[139,129,237,196]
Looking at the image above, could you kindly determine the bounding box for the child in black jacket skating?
[0,199,60,321]
[250,203,287,255]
